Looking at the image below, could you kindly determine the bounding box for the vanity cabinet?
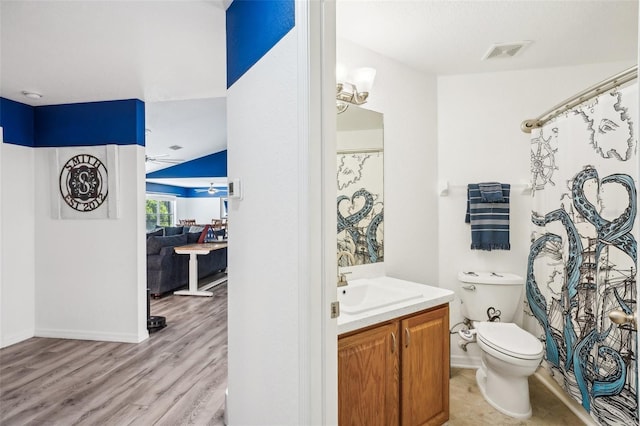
[400,306,450,426]
[338,321,399,426]
[338,304,449,426]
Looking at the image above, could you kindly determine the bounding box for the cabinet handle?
[405,328,410,347]
[391,332,397,354]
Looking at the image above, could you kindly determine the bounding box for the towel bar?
[438,181,532,197]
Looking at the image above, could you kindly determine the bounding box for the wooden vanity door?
[338,322,400,426]
[400,305,450,426]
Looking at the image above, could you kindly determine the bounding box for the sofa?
[146,227,227,297]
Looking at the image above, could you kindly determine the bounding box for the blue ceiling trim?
[34,99,145,147]
[0,97,35,147]
[146,182,189,197]
[226,0,295,88]
[146,150,227,179]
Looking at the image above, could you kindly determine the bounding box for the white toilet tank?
[457,272,524,322]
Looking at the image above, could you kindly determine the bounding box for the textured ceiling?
[1,0,227,106]
[1,0,228,178]
[1,1,637,182]
[144,97,227,173]
[337,0,638,75]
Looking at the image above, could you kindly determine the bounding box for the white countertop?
[337,276,455,335]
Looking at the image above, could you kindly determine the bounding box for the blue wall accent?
[0,97,35,147]
[226,0,295,88]
[146,150,227,179]
[1,98,144,148]
[146,182,189,197]
[34,99,145,147]
[146,182,228,198]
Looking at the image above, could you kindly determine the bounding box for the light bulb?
[336,63,348,84]
[351,67,376,93]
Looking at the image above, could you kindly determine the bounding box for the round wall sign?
[59,154,108,212]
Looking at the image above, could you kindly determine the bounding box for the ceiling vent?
[168,145,183,150]
[482,41,532,60]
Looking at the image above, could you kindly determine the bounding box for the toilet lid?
[476,322,543,360]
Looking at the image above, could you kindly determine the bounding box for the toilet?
[457,271,544,419]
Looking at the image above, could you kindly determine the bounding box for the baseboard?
[199,274,228,292]
[1,328,35,348]
[35,328,148,344]
[450,354,481,369]
[534,369,596,426]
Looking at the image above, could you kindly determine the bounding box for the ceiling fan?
[194,183,228,195]
[145,154,184,165]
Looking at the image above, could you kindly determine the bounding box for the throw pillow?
[189,225,205,233]
[164,226,184,236]
[146,228,164,239]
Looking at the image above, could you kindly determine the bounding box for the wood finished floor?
[0,283,227,426]
[2,285,586,426]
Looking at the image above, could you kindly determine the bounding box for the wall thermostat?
[228,178,242,199]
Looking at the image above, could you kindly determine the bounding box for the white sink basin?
[338,279,423,314]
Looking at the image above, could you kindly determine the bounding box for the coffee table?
[173,242,228,297]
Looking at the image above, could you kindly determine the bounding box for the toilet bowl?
[457,272,544,419]
[474,321,543,419]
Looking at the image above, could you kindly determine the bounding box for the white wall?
[437,60,635,366]
[226,2,334,421]
[226,28,305,425]
[337,38,439,285]
[337,128,383,151]
[0,140,36,348]
[176,196,221,224]
[33,145,148,343]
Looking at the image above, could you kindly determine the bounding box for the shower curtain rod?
[520,65,638,133]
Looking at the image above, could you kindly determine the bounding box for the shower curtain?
[525,82,638,425]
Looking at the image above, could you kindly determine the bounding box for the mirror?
[337,105,384,267]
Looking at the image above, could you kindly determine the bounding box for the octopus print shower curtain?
[525,82,638,425]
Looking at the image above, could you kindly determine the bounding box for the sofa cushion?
[189,225,205,233]
[187,232,201,244]
[146,228,164,238]
[164,226,184,236]
[146,233,188,255]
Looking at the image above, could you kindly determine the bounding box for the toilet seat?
[476,322,543,360]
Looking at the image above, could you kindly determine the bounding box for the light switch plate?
[228,178,242,199]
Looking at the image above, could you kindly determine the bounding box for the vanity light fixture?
[21,90,43,100]
[336,65,376,113]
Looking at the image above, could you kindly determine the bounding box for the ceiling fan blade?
[156,158,184,163]
[145,154,183,164]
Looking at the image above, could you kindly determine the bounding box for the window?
[146,195,176,231]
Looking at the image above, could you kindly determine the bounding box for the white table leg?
[174,253,213,297]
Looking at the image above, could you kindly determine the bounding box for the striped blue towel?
[478,182,504,203]
[465,183,511,250]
